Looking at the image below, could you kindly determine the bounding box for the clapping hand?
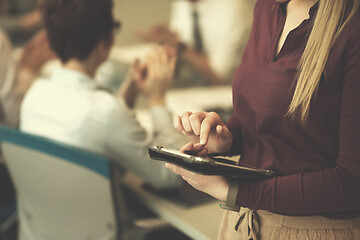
[133,46,177,106]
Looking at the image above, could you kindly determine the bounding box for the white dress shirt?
[21,68,186,189]
[170,0,256,84]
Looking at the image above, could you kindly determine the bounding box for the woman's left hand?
[165,142,229,202]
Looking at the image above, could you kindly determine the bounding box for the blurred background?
[113,0,172,46]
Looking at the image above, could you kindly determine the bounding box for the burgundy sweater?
[226,0,360,215]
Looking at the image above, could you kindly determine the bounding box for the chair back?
[0,126,120,240]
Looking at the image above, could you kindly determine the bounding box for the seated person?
[20,0,187,190]
[0,29,54,129]
[136,0,255,86]
[0,29,17,225]
[0,30,16,127]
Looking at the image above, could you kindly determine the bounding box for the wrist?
[176,42,187,58]
[19,65,39,76]
[120,82,139,108]
[148,97,165,106]
[17,68,37,86]
[124,93,137,109]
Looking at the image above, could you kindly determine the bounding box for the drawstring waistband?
[235,209,260,240]
[218,208,360,240]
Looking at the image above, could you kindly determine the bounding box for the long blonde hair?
[287,0,360,122]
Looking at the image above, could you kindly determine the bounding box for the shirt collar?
[274,0,319,18]
[50,68,96,90]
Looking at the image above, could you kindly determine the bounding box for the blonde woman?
[166,0,360,239]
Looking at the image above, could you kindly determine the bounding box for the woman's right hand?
[174,111,233,154]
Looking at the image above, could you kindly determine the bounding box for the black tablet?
[148,146,277,179]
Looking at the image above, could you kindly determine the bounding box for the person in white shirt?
[0,29,54,129]
[136,0,256,86]
[20,0,186,190]
[0,30,16,127]
[0,30,17,217]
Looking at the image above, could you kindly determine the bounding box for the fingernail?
[200,139,206,145]
[165,163,170,168]
[181,130,187,135]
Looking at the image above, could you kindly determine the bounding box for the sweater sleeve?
[225,114,243,156]
[236,25,360,214]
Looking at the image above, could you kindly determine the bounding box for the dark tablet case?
[148,146,277,179]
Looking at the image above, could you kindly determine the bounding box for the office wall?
[113,0,171,46]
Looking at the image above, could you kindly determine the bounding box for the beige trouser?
[217,207,360,240]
